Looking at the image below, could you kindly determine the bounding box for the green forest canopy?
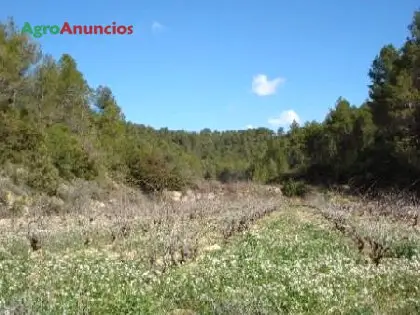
[0,11,420,194]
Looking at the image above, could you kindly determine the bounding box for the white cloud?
[151,21,165,33]
[245,124,256,129]
[252,74,285,96]
[268,110,300,128]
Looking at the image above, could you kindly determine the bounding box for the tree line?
[0,11,419,195]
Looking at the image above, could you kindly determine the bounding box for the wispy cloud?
[252,74,285,96]
[151,21,165,33]
[245,124,256,129]
[268,110,300,128]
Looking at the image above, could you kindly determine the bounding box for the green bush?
[127,151,187,193]
[282,179,308,197]
[45,124,99,181]
[27,162,60,196]
[26,146,60,195]
[388,241,418,259]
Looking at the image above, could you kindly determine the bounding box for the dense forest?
[1,11,420,196]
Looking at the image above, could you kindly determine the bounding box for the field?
[0,184,420,314]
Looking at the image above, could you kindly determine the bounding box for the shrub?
[127,151,187,193]
[27,161,60,195]
[388,240,418,259]
[45,124,99,181]
[282,179,308,197]
[217,168,248,183]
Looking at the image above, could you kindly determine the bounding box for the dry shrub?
[1,180,284,272]
[296,190,420,265]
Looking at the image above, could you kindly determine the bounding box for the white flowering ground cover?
[148,210,420,314]
[1,205,419,314]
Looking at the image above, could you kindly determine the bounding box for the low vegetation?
[1,186,419,314]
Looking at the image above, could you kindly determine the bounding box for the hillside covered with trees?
[1,11,420,195]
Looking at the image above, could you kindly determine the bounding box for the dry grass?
[1,179,419,313]
[0,180,284,271]
[291,189,420,266]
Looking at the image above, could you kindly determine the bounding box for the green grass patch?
[146,210,420,314]
[1,208,419,314]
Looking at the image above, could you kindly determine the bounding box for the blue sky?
[2,1,419,131]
